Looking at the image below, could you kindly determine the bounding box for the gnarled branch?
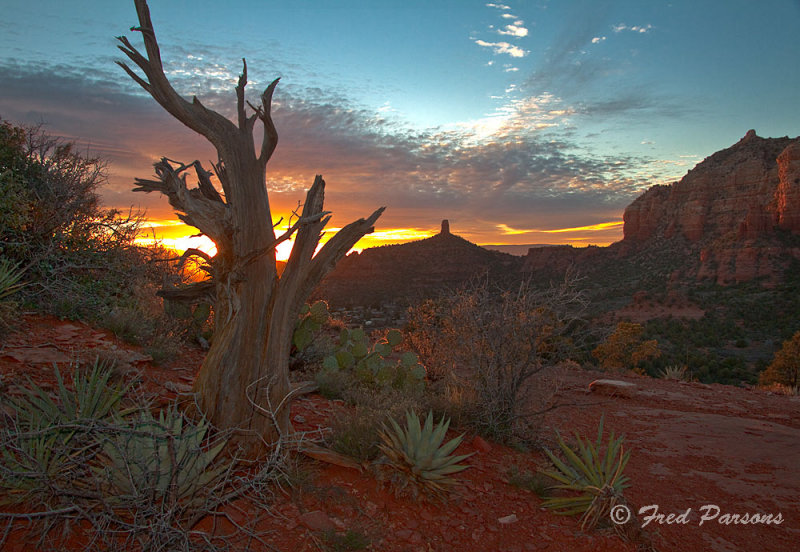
[118,0,281,170]
[133,158,231,248]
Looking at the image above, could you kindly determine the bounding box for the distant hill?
[316,131,800,308]
[313,220,521,307]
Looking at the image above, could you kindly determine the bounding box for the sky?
[1,0,799,257]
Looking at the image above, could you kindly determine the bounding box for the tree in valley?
[592,321,660,373]
[759,330,800,388]
[117,0,384,456]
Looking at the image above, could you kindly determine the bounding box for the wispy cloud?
[474,39,528,58]
[612,23,653,34]
[486,3,511,10]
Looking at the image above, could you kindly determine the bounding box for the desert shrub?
[593,322,661,373]
[406,277,587,443]
[327,407,386,462]
[0,257,24,333]
[0,118,196,355]
[759,330,800,387]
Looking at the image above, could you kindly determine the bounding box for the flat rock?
[588,379,637,398]
[2,346,69,364]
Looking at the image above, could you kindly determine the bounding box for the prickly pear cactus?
[293,300,330,351]
[321,327,426,390]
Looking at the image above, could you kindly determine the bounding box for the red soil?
[1,314,798,551]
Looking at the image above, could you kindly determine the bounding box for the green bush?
[760,330,800,387]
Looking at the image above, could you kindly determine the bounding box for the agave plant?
[100,405,228,507]
[377,410,474,499]
[540,416,631,531]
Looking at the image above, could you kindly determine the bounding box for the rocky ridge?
[524,130,800,285]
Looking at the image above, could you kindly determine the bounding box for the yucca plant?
[10,359,136,431]
[0,359,134,503]
[0,257,24,300]
[659,364,689,381]
[100,405,228,508]
[540,416,631,531]
[377,410,474,499]
[0,428,76,504]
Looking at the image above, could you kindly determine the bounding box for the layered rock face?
[620,131,800,284]
[624,131,799,244]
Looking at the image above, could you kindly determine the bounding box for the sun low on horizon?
[135,217,625,262]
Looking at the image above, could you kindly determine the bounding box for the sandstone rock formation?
[313,132,800,310]
[623,130,800,248]
[523,131,800,286]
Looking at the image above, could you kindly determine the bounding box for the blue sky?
[1,0,799,249]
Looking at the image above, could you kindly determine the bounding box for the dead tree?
[117,0,384,457]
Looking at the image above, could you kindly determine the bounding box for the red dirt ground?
[1,314,798,551]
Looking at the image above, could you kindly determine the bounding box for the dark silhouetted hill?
[313,220,521,307]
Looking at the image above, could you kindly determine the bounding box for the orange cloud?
[541,221,624,233]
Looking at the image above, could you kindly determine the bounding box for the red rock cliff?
[623,131,800,245]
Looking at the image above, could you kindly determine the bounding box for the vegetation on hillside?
[0,118,191,357]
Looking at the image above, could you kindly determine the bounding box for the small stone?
[299,510,336,532]
[498,514,518,525]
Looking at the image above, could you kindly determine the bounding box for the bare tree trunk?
[118,0,383,457]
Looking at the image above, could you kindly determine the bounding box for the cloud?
[474,39,528,58]
[486,3,511,10]
[612,23,653,33]
[498,21,529,37]
[518,4,691,130]
[0,57,684,242]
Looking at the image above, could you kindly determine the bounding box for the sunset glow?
[135,220,440,261]
[1,2,797,252]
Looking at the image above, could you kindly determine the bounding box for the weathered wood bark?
[118,0,383,457]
